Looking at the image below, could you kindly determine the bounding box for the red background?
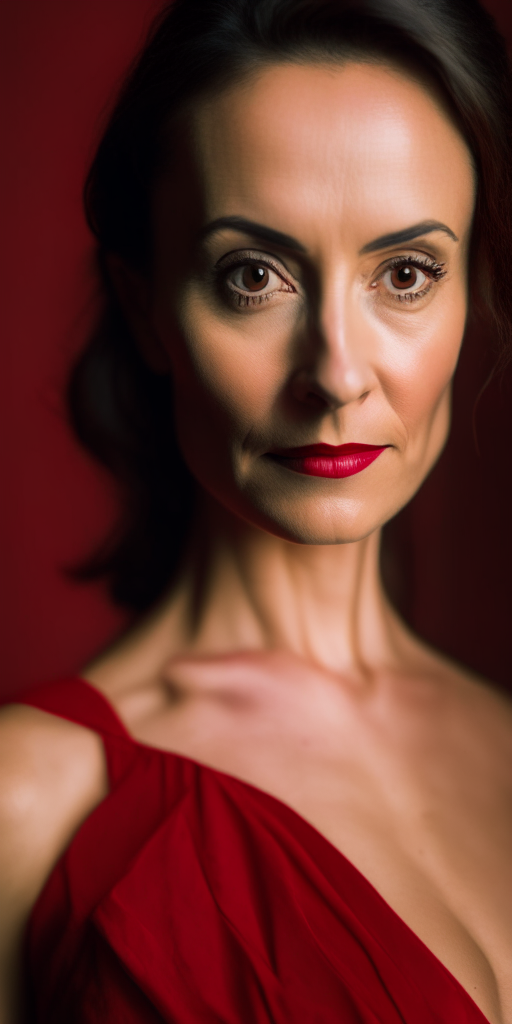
[1,0,511,699]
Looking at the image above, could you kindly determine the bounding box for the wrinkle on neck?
[176,496,404,677]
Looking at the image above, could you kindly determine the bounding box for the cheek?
[378,287,466,450]
[153,288,299,504]
[164,291,295,438]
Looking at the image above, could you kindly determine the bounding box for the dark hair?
[70,0,512,612]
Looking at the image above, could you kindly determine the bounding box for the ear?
[105,254,171,375]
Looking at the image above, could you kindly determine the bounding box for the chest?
[129,681,512,1023]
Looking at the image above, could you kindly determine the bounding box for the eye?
[372,255,446,304]
[215,251,296,309]
[383,263,427,295]
[227,261,287,297]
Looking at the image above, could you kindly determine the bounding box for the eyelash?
[375,254,447,303]
[215,251,446,308]
[215,252,294,307]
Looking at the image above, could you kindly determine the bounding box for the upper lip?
[268,443,389,457]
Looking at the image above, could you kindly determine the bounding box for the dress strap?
[14,677,131,738]
[13,677,137,787]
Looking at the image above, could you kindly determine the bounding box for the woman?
[1,0,511,1021]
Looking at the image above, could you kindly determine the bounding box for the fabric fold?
[16,678,490,1024]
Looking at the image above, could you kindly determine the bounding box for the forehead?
[181,61,474,249]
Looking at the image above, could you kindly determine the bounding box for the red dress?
[16,677,489,1024]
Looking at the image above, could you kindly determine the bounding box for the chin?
[232,485,406,546]
[194,449,428,545]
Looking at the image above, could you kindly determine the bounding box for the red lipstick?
[268,443,389,478]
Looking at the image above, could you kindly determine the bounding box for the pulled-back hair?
[70,0,512,612]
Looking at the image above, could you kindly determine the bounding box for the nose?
[290,281,374,411]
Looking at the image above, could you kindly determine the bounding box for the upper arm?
[0,703,108,1023]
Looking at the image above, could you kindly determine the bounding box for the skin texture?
[1,62,512,1024]
[153,65,471,546]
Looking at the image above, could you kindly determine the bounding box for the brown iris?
[242,265,269,291]
[390,265,417,290]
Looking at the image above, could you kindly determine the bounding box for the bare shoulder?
[412,642,512,765]
[0,702,108,1022]
[441,657,512,733]
[453,666,512,764]
[0,700,107,828]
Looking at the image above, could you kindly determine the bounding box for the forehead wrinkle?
[195,122,445,220]
[178,62,474,261]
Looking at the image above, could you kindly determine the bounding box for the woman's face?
[149,61,475,543]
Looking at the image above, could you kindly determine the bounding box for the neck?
[169,496,405,676]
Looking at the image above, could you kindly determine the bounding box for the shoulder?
[410,653,512,771]
[436,657,512,734]
[0,701,108,880]
[0,703,108,993]
[0,702,108,1020]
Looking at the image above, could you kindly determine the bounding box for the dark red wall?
[1,0,511,698]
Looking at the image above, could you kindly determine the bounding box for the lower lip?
[270,447,388,478]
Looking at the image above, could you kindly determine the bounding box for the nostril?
[291,374,334,410]
[290,359,373,410]
[302,392,329,412]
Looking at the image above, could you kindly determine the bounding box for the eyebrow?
[198,215,458,256]
[359,220,458,254]
[198,216,307,252]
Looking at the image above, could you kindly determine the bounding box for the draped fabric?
[16,678,489,1023]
